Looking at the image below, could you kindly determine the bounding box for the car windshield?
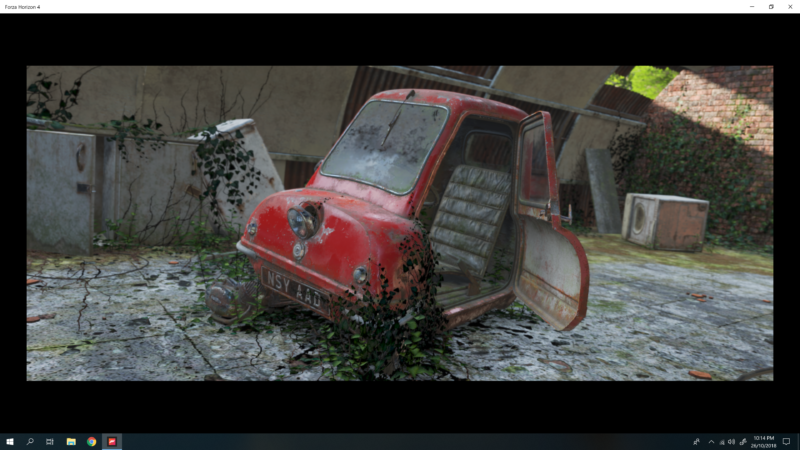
[320,100,448,194]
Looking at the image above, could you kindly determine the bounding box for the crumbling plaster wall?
[26,66,358,182]
[492,66,618,108]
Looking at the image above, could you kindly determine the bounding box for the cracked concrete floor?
[26,235,773,381]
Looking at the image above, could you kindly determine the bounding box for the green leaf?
[50,121,65,130]
[406,320,417,329]
[235,129,244,139]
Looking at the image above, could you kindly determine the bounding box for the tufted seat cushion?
[429,165,512,279]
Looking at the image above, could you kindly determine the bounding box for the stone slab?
[585,148,622,234]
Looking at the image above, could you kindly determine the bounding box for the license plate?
[261,264,330,316]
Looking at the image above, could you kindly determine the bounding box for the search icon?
[27,438,34,445]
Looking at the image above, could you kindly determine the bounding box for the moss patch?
[501,365,528,374]
[590,300,626,313]
[578,234,773,276]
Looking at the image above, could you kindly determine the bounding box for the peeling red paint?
[240,90,588,332]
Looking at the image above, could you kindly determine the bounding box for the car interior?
[419,115,518,309]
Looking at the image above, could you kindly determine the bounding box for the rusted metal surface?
[441,288,516,331]
[512,112,589,331]
[622,194,709,252]
[241,89,589,333]
[654,199,709,252]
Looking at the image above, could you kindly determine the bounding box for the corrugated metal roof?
[283,159,319,190]
[340,66,484,135]
[615,65,635,77]
[440,66,500,79]
[590,85,652,118]
[340,66,577,162]
[485,94,579,162]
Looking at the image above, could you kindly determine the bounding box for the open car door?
[512,111,589,331]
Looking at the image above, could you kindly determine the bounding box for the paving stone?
[27,333,211,381]
[26,239,773,381]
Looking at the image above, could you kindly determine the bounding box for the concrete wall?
[26,66,146,124]
[27,130,98,255]
[556,115,638,183]
[492,66,618,108]
[27,66,358,182]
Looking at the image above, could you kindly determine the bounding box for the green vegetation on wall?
[609,97,773,251]
[26,70,263,234]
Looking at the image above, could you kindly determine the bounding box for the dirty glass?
[320,100,447,194]
[519,121,550,206]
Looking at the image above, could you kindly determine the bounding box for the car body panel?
[511,112,590,331]
[239,90,589,332]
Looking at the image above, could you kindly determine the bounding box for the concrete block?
[585,148,622,234]
[27,130,97,256]
[188,119,283,236]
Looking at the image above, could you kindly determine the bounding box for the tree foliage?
[606,66,679,100]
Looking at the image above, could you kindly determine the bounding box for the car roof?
[370,89,529,122]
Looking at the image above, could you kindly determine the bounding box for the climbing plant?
[26,69,264,233]
[312,209,455,380]
[608,94,773,250]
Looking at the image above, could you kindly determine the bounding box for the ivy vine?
[26,69,263,231]
[609,94,773,250]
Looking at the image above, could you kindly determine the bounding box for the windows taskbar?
[2,434,797,450]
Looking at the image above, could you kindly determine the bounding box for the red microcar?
[221,89,589,332]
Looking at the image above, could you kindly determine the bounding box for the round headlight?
[353,266,368,284]
[287,202,322,240]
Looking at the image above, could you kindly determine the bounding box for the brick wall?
[639,65,774,245]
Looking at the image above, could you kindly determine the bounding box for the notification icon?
[107,438,117,447]
[87,438,96,447]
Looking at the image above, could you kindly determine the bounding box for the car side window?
[464,131,512,172]
[519,120,550,206]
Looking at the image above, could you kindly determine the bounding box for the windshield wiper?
[381,89,415,147]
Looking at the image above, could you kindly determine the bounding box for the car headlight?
[288,201,323,240]
[353,266,368,284]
